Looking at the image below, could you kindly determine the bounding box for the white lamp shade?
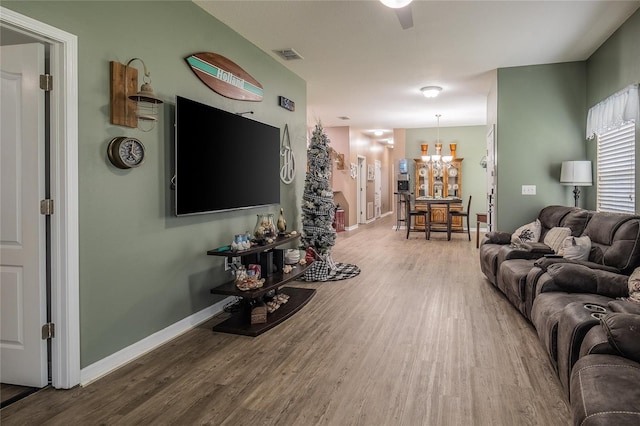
[380,0,413,8]
[560,161,592,186]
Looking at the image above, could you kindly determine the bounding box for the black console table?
[207,234,315,336]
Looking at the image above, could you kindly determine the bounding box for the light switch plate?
[522,185,536,195]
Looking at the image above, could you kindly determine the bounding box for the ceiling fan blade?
[395,5,413,30]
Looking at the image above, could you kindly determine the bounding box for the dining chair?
[448,195,472,241]
[403,192,428,239]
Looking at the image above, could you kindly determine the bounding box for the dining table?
[415,196,463,240]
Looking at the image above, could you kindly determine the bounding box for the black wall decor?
[278,96,295,111]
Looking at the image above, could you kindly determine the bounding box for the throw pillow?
[628,267,640,304]
[511,219,541,245]
[560,235,591,261]
[543,227,572,254]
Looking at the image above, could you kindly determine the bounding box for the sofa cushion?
[602,313,640,364]
[560,208,592,237]
[511,219,541,245]
[544,227,572,254]
[571,354,640,426]
[560,236,591,261]
[583,213,640,274]
[537,205,575,240]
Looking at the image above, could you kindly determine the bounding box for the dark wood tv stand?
[207,234,315,336]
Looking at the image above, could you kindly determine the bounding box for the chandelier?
[420,114,453,170]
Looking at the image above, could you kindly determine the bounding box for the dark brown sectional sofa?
[479,206,640,425]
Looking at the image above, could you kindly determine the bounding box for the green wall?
[585,9,640,210]
[406,125,487,225]
[496,62,587,231]
[4,1,307,367]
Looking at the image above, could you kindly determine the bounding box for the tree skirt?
[303,261,361,282]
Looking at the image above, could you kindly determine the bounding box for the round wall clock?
[448,167,458,177]
[107,137,145,169]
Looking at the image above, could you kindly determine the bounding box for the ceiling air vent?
[275,48,304,61]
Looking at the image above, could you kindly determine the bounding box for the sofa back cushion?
[537,205,575,240]
[583,213,640,274]
[559,208,592,237]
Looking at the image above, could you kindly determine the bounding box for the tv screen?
[175,96,281,216]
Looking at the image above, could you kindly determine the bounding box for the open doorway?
[0,7,80,390]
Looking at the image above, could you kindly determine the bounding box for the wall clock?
[448,167,458,177]
[107,137,145,169]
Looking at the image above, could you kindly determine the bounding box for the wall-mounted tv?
[175,96,280,216]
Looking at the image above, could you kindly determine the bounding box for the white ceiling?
[195,0,639,138]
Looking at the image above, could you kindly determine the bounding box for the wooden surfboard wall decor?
[185,52,264,102]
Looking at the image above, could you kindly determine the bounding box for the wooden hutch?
[413,143,464,232]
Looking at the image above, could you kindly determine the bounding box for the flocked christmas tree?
[301,123,337,259]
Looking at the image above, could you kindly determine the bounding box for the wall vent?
[275,48,304,60]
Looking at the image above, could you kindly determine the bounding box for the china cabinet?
[414,151,464,232]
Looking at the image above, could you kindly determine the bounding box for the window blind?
[597,122,636,213]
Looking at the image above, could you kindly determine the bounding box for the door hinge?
[42,323,55,340]
[40,74,53,91]
[40,199,54,215]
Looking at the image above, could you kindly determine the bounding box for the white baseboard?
[345,224,359,231]
[79,297,232,386]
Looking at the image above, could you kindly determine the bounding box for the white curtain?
[586,83,639,139]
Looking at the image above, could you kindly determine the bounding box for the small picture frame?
[367,164,374,181]
[350,163,357,179]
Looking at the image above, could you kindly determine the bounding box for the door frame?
[357,155,366,223]
[1,7,80,389]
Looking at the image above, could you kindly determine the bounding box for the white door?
[374,160,381,218]
[0,43,48,387]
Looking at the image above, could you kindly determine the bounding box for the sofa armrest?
[602,313,640,363]
[484,231,512,245]
[608,299,640,315]
[521,242,555,254]
[545,263,629,298]
[533,256,621,274]
[579,326,617,358]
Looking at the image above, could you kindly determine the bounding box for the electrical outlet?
[225,257,242,271]
[522,185,536,195]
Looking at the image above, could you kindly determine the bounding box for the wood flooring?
[0,216,571,425]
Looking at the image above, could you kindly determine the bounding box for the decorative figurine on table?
[277,208,287,234]
[254,213,277,243]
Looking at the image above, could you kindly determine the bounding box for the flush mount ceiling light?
[374,130,384,136]
[380,0,413,8]
[421,86,443,98]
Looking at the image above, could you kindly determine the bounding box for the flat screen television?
[175,96,281,216]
